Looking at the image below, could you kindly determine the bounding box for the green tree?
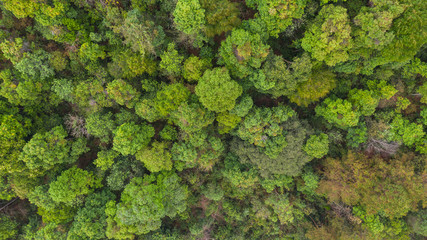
[106,79,140,108]
[85,111,116,143]
[304,133,329,158]
[170,101,215,133]
[182,56,211,82]
[67,190,116,240]
[348,89,380,116]
[173,0,206,36]
[235,105,296,158]
[288,68,336,107]
[301,5,353,66]
[19,126,73,174]
[155,83,190,117]
[315,98,360,129]
[159,43,184,78]
[112,122,155,156]
[106,172,188,237]
[94,149,120,171]
[0,214,18,240]
[200,0,241,37]
[218,29,269,78]
[48,166,102,206]
[135,141,173,172]
[232,118,313,177]
[195,68,243,113]
[247,0,307,37]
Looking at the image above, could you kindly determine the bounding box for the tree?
[318,151,425,218]
[106,79,140,108]
[48,166,102,206]
[159,43,184,78]
[67,190,116,240]
[315,98,360,129]
[170,101,215,133]
[0,215,18,240]
[234,105,296,159]
[172,130,225,170]
[232,118,313,177]
[218,29,269,78]
[247,0,307,37]
[106,172,188,237]
[182,56,211,82]
[304,133,329,158]
[85,111,116,143]
[288,68,336,107]
[155,83,190,117]
[111,9,165,55]
[195,68,243,113]
[260,53,313,98]
[94,149,120,171]
[135,141,173,172]
[216,111,242,134]
[301,5,353,66]
[173,0,206,36]
[348,89,380,116]
[200,0,241,37]
[19,126,73,174]
[15,50,55,81]
[112,122,155,156]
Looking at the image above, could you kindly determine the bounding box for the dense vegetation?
[0,0,426,239]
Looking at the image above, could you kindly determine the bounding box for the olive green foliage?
[107,172,188,237]
[248,0,307,37]
[232,118,313,177]
[68,190,115,240]
[200,0,241,37]
[1,0,426,238]
[173,0,206,36]
[301,5,352,66]
[112,122,155,156]
[316,98,360,129]
[159,43,184,77]
[171,101,215,133]
[19,126,74,174]
[288,68,336,106]
[182,56,210,82]
[195,68,243,112]
[136,141,173,172]
[304,133,329,158]
[155,83,190,117]
[106,79,140,108]
[85,112,116,143]
[319,152,425,219]
[48,167,102,206]
[218,29,269,78]
[235,105,295,158]
[0,215,18,240]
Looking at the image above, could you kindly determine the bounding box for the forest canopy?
[0,0,426,239]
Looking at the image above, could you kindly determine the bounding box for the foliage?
[318,152,425,218]
[112,122,155,156]
[173,0,206,36]
[235,105,295,158]
[136,141,173,172]
[301,5,353,66]
[106,172,188,237]
[48,166,102,206]
[304,133,329,158]
[195,68,243,113]
[0,0,426,238]
[316,98,360,129]
[218,29,269,78]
